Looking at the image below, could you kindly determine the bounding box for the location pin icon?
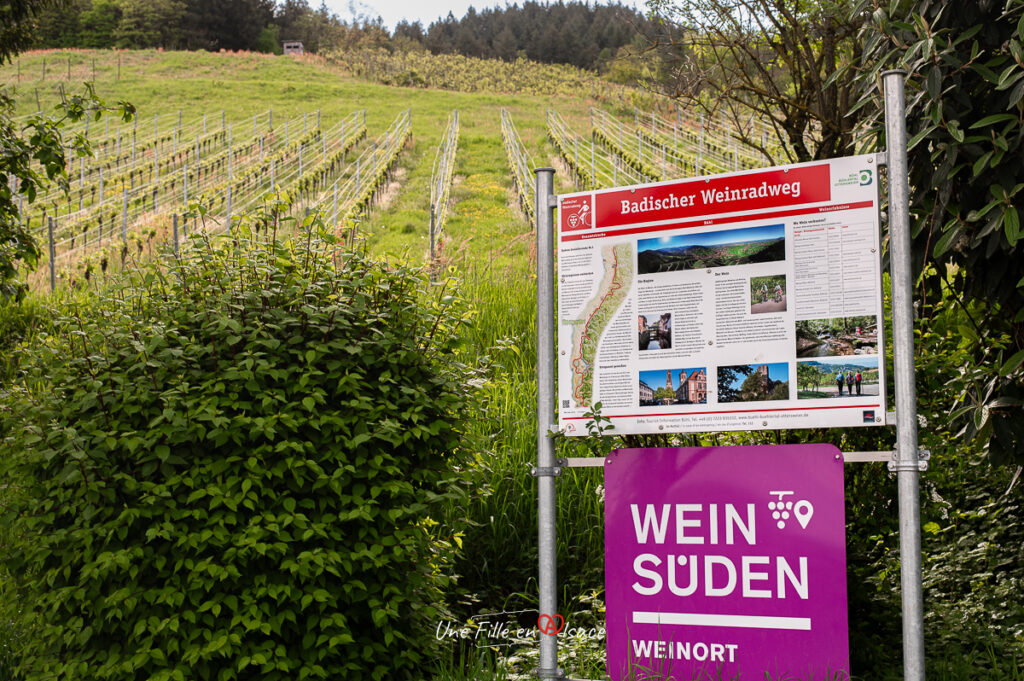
[794,500,814,529]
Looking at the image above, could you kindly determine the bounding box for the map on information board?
[556,155,887,435]
[566,243,634,408]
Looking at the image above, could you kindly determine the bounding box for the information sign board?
[604,445,849,680]
[557,156,886,434]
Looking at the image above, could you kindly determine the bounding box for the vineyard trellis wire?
[30,109,372,291]
[429,110,459,260]
[22,107,313,240]
[546,108,646,190]
[308,109,412,233]
[500,108,535,222]
[632,106,792,167]
[36,110,356,261]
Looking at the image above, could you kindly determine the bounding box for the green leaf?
[1000,348,1024,376]
[947,120,964,143]
[1005,205,1020,246]
[933,227,962,257]
[969,113,1017,129]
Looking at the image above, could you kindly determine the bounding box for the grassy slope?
[5,50,591,268]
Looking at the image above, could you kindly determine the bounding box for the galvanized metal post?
[429,204,436,261]
[698,113,705,173]
[122,188,128,240]
[48,217,55,291]
[883,69,926,681]
[173,214,179,257]
[533,167,560,681]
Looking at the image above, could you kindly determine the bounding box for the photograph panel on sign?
[795,315,878,357]
[638,311,672,351]
[638,367,708,406]
[750,274,787,314]
[636,223,786,275]
[717,362,789,403]
[796,355,880,399]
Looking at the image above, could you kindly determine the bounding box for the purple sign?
[604,445,849,680]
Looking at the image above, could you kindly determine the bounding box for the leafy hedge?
[0,218,479,681]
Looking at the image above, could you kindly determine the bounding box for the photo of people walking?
[798,357,879,399]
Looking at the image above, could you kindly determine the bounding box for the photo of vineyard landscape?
[1,3,1022,681]
[636,224,786,274]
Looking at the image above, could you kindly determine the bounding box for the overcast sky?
[321,0,645,31]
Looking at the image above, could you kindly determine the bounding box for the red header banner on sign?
[568,164,832,233]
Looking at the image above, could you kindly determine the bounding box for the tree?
[114,0,186,49]
[739,371,769,400]
[796,362,822,392]
[717,364,752,402]
[30,0,86,48]
[182,0,273,51]
[854,0,1024,466]
[644,0,867,163]
[79,0,121,48]
[1,0,65,58]
[1,87,134,300]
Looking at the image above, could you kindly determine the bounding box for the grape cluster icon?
[768,491,814,530]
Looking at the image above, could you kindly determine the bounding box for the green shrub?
[0,297,51,383]
[0,220,479,681]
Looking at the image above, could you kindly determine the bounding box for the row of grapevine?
[29,108,319,221]
[630,107,781,176]
[38,111,333,259]
[217,110,369,227]
[429,110,460,258]
[592,107,735,180]
[500,108,536,222]
[325,48,649,106]
[27,110,279,227]
[546,108,646,190]
[632,106,785,167]
[308,109,412,230]
[37,110,368,287]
